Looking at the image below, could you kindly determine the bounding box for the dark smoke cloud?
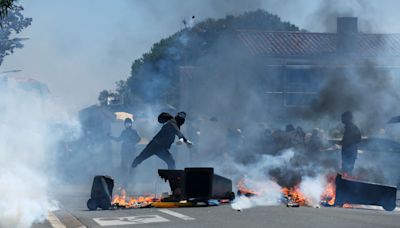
[3,1,400,213]
[305,0,400,33]
[301,61,400,133]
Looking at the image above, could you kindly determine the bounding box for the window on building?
[284,67,321,107]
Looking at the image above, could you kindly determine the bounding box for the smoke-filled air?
[1,0,400,227]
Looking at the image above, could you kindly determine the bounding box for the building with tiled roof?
[179,17,400,121]
[237,30,400,58]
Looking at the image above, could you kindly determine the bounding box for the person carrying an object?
[109,118,141,170]
[131,112,192,170]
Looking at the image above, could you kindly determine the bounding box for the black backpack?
[158,112,174,124]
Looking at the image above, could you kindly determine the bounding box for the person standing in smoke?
[340,111,361,175]
[109,118,141,171]
[131,112,192,170]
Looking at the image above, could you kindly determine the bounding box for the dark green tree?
[0,0,14,19]
[98,90,109,106]
[0,3,31,65]
[108,10,299,108]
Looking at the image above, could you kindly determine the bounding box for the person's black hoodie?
[152,115,187,149]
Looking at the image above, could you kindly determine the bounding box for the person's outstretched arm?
[171,122,193,147]
[109,131,123,142]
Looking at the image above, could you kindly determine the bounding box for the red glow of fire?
[237,174,339,207]
[321,174,336,206]
[111,188,160,208]
[343,203,353,208]
[281,186,307,206]
[237,179,260,196]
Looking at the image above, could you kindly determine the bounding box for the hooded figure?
[340,111,361,175]
[131,112,191,170]
[109,118,141,170]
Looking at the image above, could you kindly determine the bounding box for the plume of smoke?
[299,175,327,206]
[0,78,80,227]
[301,61,400,133]
[228,149,334,210]
[229,149,294,210]
[231,180,282,210]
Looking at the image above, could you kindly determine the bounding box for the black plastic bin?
[87,175,114,210]
[158,167,234,202]
[334,173,397,211]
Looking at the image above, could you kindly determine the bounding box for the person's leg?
[347,156,356,175]
[121,150,129,170]
[156,150,176,170]
[341,148,357,175]
[120,149,130,187]
[341,150,349,174]
[341,159,350,174]
[131,142,156,168]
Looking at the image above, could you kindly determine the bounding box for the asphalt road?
[32,192,400,228]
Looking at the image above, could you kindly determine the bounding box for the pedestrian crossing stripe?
[93,215,169,226]
[158,209,196,220]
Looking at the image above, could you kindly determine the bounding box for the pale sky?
[1,0,400,113]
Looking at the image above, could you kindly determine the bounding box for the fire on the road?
[111,188,160,209]
[237,173,338,207]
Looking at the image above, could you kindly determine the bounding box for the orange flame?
[321,174,336,206]
[237,179,259,196]
[281,186,307,206]
[111,188,160,208]
[237,173,342,207]
[343,203,353,208]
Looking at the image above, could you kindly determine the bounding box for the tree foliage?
[0,3,31,65]
[0,0,14,19]
[111,10,299,108]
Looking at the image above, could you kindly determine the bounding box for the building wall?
[179,59,400,124]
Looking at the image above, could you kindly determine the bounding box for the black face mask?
[175,116,185,126]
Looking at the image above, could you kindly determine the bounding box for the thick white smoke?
[299,175,327,206]
[229,149,332,210]
[0,79,80,228]
[231,180,282,210]
[230,149,294,210]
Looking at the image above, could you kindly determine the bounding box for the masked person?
[340,111,361,175]
[109,118,141,171]
[131,112,192,170]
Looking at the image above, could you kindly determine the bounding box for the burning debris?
[88,167,234,210]
[281,187,307,207]
[237,179,259,197]
[320,174,337,206]
[235,172,397,211]
[111,188,160,209]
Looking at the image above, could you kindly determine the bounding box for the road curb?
[48,211,66,228]
[51,208,87,228]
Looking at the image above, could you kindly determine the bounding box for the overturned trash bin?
[158,167,235,203]
[87,175,114,210]
[334,173,397,211]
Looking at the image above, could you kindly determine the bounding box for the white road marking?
[93,215,169,226]
[158,209,195,221]
[48,211,66,228]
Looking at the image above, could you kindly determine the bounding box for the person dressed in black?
[131,112,192,170]
[109,118,141,171]
[340,111,361,175]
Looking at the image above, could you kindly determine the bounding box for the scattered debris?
[286,202,300,208]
